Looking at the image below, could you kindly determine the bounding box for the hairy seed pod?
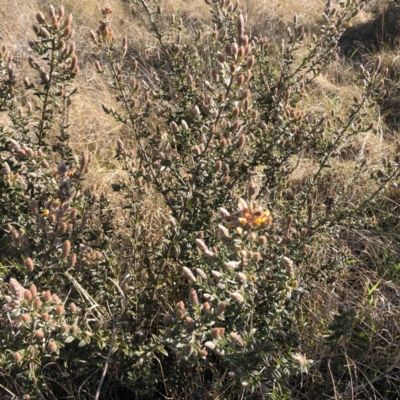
[21,314,31,323]
[231,292,244,303]
[25,258,34,273]
[225,42,232,56]
[203,302,211,313]
[56,305,64,316]
[29,284,37,297]
[23,289,32,301]
[14,352,22,363]
[237,13,245,38]
[33,297,42,309]
[36,11,46,24]
[236,134,246,149]
[246,55,255,70]
[47,341,57,352]
[68,253,77,268]
[216,301,226,316]
[69,302,77,312]
[61,240,71,260]
[230,332,244,346]
[217,52,225,63]
[196,268,207,280]
[183,267,197,283]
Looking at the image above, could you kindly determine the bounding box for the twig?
[94,301,116,400]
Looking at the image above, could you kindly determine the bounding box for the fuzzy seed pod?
[14,352,22,363]
[69,302,77,312]
[25,258,34,273]
[47,341,57,352]
[224,42,232,56]
[36,11,46,24]
[211,327,223,339]
[23,289,33,301]
[185,316,195,330]
[29,284,37,297]
[246,55,255,70]
[231,292,244,303]
[205,341,215,350]
[252,252,261,262]
[285,215,293,238]
[237,13,245,39]
[236,272,247,283]
[183,267,197,283]
[41,312,49,321]
[236,134,246,149]
[231,42,238,56]
[42,291,51,303]
[199,349,207,358]
[202,302,211,313]
[21,314,31,323]
[56,305,64,316]
[216,301,226,316]
[35,330,45,340]
[68,253,77,268]
[52,294,61,304]
[61,323,69,333]
[217,52,225,63]
[196,268,207,280]
[283,257,294,277]
[222,175,230,186]
[61,240,71,260]
[189,288,199,305]
[241,89,250,100]
[230,332,244,346]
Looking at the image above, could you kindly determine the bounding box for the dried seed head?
[69,302,77,312]
[68,253,77,268]
[246,55,255,70]
[52,294,61,304]
[41,312,49,321]
[231,42,239,56]
[61,323,69,332]
[236,272,247,283]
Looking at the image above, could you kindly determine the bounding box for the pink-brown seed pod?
[21,314,31,323]
[203,302,211,313]
[14,352,22,363]
[61,323,69,332]
[36,11,46,24]
[29,284,37,296]
[43,290,52,303]
[71,325,78,333]
[52,294,61,304]
[25,258,34,273]
[61,240,71,260]
[56,305,64,316]
[236,74,245,87]
[216,301,226,316]
[23,289,32,301]
[69,302,77,312]
[183,267,196,283]
[185,317,195,330]
[47,341,57,352]
[246,55,255,70]
[41,313,49,321]
[230,332,244,346]
[35,330,45,339]
[189,288,199,305]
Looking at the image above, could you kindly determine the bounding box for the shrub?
[0,0,399,399]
